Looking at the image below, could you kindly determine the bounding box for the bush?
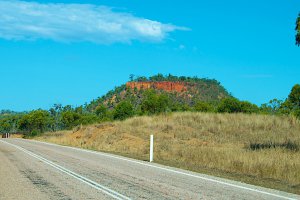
[217,98,241,113]
[61,111,81,129]
[113,101,134,120]
[95,104,108,120]
[293,109,300,119]
[240,101,259,113]
[79,114,99,125]
[141,90,170,115]
[194,101,214,112]
[248,140,299,152]
[24,130,39,138]
[18,110,51,133]
[171,103,191,112]
[217,98,259,114]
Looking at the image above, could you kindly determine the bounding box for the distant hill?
[86,74,231,111]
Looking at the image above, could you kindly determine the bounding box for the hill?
[87,74,231,111]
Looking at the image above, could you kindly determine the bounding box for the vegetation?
[86,73,232,112]
[113,101,134,120]
[0,105,99,137]
[217,98,259,113]
[1,74,300,194]
[0,74,299,138]
[141,90,170,115]
[36,112,300,194]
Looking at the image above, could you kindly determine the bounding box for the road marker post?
[150,135,154,162]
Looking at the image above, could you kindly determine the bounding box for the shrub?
[293,109,300,119]
[248,140,299,152]
[113,101,134,120]
[61,111,81,129]
[240,101,259,113]
[95,104,108,120]
[141,90,170,115]
[217,98,241,113]
[194,101,214,112]
[18,110,51,133]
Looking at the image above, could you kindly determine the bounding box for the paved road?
[0,139,299,200]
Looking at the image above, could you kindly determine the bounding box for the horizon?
[1,0,299,112]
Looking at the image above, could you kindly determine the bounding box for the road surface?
[0,138,298,200]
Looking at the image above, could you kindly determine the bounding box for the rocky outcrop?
[126,81,187,93]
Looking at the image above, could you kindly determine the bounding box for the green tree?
[0,120,12,133]
[61,111,81,129]
[260,99,283,114]
[141,90,157,114]
[141,90,170,114]
[19,110,50,134]
[129,74,135,81]
[156,94,170,113]
[240,101,259,113]
[149,73,164,81]
[75,106,84,114]
[288,84,300,108]
[194,101,214,112]
[62,105,73,112]
[18,114,31,132]
[49,104,63,131]
[279,100,292,115]
[217,98,241,113]
[113,101,134,120]
[95,104,108,120]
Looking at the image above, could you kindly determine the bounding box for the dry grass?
[35,112,300,194]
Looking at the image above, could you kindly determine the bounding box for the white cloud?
[0,0,188,43]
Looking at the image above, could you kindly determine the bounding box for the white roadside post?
[150,135,154,162]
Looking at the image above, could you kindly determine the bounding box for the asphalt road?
[0,139,299,200]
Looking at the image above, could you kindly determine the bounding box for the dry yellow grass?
[35,112,300,194]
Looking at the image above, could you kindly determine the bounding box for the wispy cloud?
[0,0,188,43]
[179,44,185,50]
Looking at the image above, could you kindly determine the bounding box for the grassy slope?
[35,112,300,194]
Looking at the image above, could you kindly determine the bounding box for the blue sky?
[0,0,299,111]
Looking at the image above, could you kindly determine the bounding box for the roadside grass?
[35,112,300,194]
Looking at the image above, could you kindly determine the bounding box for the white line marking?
[0,140,131,200]
[23,138,299,200]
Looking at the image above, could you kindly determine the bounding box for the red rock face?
[126,81,187,93]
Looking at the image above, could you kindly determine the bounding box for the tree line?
[1,84,299,137]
